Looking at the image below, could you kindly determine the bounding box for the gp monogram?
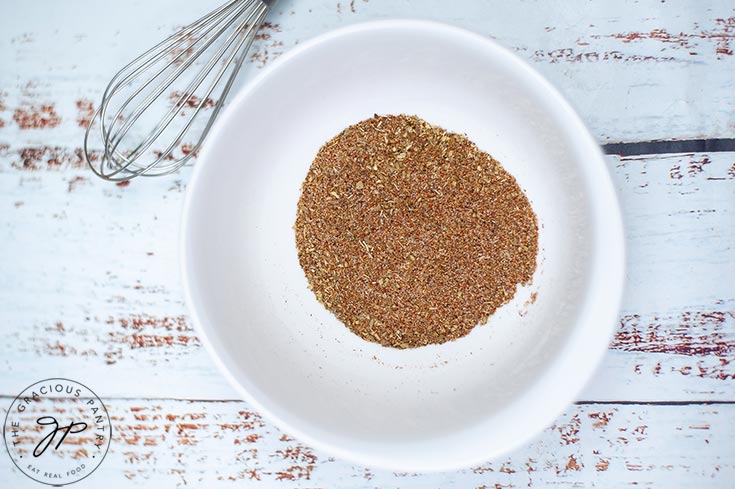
[3,378,112,486]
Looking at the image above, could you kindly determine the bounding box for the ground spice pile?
[295,114,538,348]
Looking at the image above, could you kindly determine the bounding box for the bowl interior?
[182,21,623,471]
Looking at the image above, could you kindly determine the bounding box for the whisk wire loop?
[84,0,272,181]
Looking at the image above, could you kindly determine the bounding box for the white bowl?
[181,20,624,471]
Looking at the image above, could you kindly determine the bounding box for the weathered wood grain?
[1,151,733,401]
[0,0,734,145]
[1,399,733,488]
[1,2,734,486]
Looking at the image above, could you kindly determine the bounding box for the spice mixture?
[295,115,538,348]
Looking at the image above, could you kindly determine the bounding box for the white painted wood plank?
[0,0,734,145]
[1,399,732,488]
[1,151,733,400]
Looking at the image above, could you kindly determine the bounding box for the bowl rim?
[180,18,626,472]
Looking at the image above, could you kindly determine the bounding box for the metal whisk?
[84,0,275,181]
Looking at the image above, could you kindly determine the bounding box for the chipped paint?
[614,310,735,358]
[13,103,61,129]
[169,91,217,109]
[605,17,735,59]
[76,98,95,128]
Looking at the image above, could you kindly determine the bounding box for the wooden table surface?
[1,0,734,487]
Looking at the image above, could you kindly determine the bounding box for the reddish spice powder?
[295,115,538,348]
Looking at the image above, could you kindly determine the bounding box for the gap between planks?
[602,138,735,156]
[0,395,733,405]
